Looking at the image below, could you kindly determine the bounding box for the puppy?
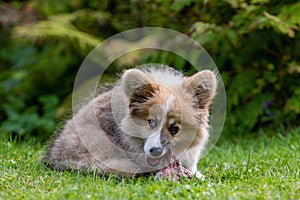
[43,65,217,177]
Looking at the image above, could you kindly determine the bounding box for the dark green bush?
[0,0,299,140]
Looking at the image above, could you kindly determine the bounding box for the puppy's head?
[121,68,217,167]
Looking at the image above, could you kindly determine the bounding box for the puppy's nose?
[150,146,163,157]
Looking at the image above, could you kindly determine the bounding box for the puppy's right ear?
[121,69,154,98]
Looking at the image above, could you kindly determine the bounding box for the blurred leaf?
[285,89,300,114]
[171,0,196,11]
[232,94,268,131]
[263,11,295,38]
[12,10,106,52]
[227,69,258,107]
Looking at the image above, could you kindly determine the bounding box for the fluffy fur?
[43,65,217,177]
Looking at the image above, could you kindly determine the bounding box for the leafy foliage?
[189,0,300,133]
[13,10,106,53]
[1,95,58,138]
[0,0,299,139]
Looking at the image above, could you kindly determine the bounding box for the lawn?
[0,129,299,200]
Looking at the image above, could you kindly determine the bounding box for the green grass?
[0,129,299,200]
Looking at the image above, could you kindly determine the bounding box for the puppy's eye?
[168,124,179,135]
[148,119,157,129]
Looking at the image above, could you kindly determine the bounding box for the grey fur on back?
[43,80,148,176]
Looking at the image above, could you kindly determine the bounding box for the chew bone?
[154,154,196,182]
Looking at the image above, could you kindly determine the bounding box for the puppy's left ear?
[185,70,217,109]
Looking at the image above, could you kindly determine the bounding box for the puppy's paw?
[195,171,205,181]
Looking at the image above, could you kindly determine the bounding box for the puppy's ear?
[122,69,157,114]
[185,70,217,109]
[122,69,153,97]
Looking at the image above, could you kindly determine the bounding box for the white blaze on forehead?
[165,94,175,112]
[160,94,175,125]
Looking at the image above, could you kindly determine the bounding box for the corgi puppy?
[43,65,217,177]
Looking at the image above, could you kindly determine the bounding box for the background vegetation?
[0,0,300,140]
